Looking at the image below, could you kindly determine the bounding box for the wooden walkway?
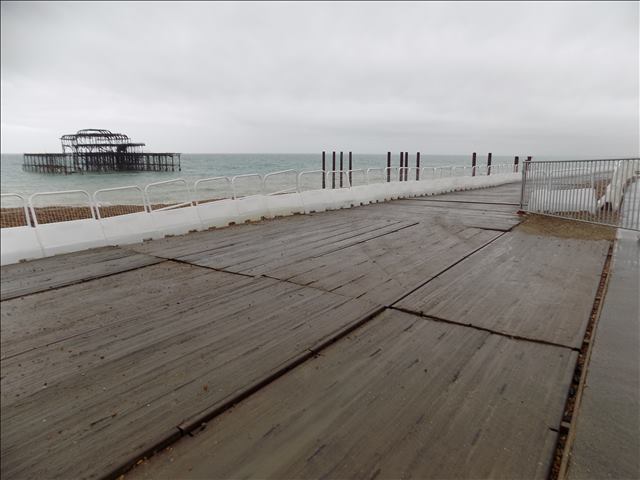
[0,183,613,480]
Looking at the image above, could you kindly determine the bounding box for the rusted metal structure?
[23,129,180,174]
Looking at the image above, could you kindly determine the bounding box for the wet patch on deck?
[126,309,576,480]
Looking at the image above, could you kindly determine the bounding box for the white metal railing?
[263,169,299,195]
[231,173,264,199]
[520,158,640,231]
[145,178,193,211]
[2,162,519,228]
[94,186,148,219]
[29,190,95,226]
[193,176,233,205]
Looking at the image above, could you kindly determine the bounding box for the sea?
[1,153,528,197]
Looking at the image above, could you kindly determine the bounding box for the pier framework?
[23,129,180,173]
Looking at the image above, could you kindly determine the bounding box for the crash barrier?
[1,164,521,265]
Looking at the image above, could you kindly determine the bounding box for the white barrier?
[29,190,108,256]
[0,193,44,264]
[1,166,522,265]
[324,171,354,210]
[299,170,332,213]
[35,219,107,256]
[529,187,597,214]
[95,186,159,245]
[232,174,271,222]
[194,177,239,229]
[99,212,159,244]
[264,170,304,217]
[1,226,44,264]
[145,179,202,236]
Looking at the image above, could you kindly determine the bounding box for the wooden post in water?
[416,152,420,180]
[487,152,492,176]
[405,152,409,181]
[399,152,404,181]
[514,155,519,173]
[322,151,326,189]
[339,151,344,188]
[348,152,353,186]
[387,152,391,182]
[332,151,336,189]
[472,152,477,177]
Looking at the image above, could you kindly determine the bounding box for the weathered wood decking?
[0,183,614,479]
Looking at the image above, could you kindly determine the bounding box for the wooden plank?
[340,201,522,232]
[0,262,379,480]
[396,229,609,348]
[126,212,364,259]
[394,199,519,212]
[430,182,523,204]
[176,219,417,276]
[127,309,576,480]
[265,223,501,305]
[0,246,163,301]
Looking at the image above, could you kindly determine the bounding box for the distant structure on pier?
[23,129,181,174]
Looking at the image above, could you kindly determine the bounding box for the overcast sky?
[1,1,638,155]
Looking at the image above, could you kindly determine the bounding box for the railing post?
[339,151,344,188]
[487,152,492,176]
[472,152,477,177]
[332,151,336,189]
[348,151,353,186]
[519,159,528,211]
[514,155,519,173]
[322,151,326,189]
[387,152,391,182]
[416,152,420,180]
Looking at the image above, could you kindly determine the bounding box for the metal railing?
[1,162,520,228]
[520,158,640,231]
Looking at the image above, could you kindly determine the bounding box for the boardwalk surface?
[0,184,615,480]
[568,229,640,479]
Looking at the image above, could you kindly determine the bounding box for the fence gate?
[520,158,640,231]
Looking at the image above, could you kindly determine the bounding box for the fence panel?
[263,170,299,195]
[193,177,233,205]
[144,179,201,235]
[521,158,640,230]
[145,178,193,211]
[94,186,147,219]
[1,193,30,228]
[29,190,95,225]
[232,174,264,199]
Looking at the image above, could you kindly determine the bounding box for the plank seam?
[101,304,387,480]
[0,257,167,302]
[549,241,615,480]
[390,307,577,351]
[388,230,508,306]
[408,198,520,206]
[310,222,421,258]
[166,258,257,278]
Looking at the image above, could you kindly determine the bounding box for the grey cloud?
[1,1,638,155]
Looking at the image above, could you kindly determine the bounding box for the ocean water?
[1,152,519,199]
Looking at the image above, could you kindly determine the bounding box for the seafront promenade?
[1,183,637,479]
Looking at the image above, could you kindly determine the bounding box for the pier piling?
[322,151,326,189]
[332,152,336,189]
